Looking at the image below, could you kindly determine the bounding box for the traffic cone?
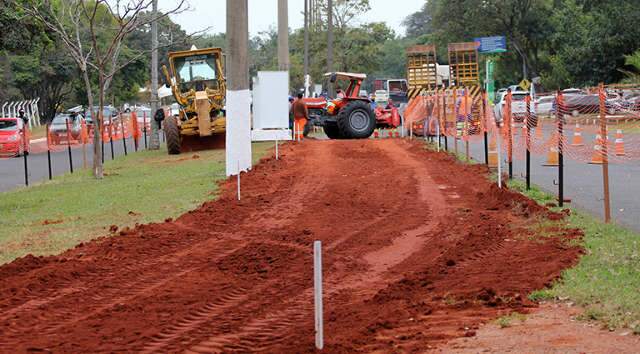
[488,133,498,168]
[543,133,559,166]
[543,146,559,166]
[589,134,605,164]
[571,124,584,146]
[535,120,544,141]
[615,129,626,156]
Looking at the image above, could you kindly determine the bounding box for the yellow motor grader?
[162,47,226,154]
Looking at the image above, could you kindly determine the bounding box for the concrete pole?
[226,0,252,176]
[304,0,310,97]
[277,0,290,72]
[327,0,334,97]
[149,0,160,150]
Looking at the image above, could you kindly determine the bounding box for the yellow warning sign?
[519,79,531,91]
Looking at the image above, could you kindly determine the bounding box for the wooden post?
[526,93,531,190]
[506,89,513,179]
[557,91,564,207]
[453,88,458,155]
[599,83,611,222]
[482,90,489,165]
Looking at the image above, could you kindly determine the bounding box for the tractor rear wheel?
[164,116,181,155]
[323,124,342,139]
[337,100,375,139]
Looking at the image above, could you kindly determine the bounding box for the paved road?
[440,125,640,232]
[0,133,163,192]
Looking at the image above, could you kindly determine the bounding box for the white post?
[34,98,41,126]
[497,130,502,188]
[436,122,440,152]
[409,119,413,140]
[237,160,241,201]
[314,240,324,350]
[275,136,279,160]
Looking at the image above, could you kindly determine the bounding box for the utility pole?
[327,0,334,96]
[149,0,160,150]
[277,0,290,71]
[226,0,251,176]
[304,0,310,96]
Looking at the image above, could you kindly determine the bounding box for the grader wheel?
[164,116,181,155]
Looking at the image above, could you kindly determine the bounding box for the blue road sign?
[473,36,507,54]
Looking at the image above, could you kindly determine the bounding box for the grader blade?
[195,91,212,137]
[180,133,225,153]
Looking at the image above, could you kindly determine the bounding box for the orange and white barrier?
[614,129,625,156]
[589,134,606,165]
[571,123,584,146]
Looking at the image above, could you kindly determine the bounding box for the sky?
[167,0,426,37]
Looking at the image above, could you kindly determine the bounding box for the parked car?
[84,106,119,127]
[563,92,599,115]
[493,90,532,124]
[535,96,556,116]
[0,117,30,157]
[49,113,84,144]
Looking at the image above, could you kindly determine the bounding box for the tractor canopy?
[324,72,368,99]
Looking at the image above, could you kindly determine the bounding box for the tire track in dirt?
[137,141,417,352]
[0,139,582,352]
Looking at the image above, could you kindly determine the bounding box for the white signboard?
[252,71,292,141]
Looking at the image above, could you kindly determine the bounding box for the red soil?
[0,139,582,352]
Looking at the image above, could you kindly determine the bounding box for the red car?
[0,117,30,157]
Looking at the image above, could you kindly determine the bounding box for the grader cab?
[162,47,226,154]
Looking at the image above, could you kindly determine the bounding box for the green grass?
[614,121,640,134]
[0,142,274,265]
[507,180,640,332]
[421,138,479,164]
[495,312,527,328]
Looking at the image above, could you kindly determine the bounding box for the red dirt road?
[0,139,582,352]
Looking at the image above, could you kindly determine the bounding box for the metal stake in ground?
[598,83,611,222]
[506,89,513,179]
[46,123,52,180]
[120,114,128,156]
[482,91,489,165]
[23,128,29,186]
[526,94,531,190]
[556,91,564,207]
[109,117,115,160]
[65,118,74,173]
[314,240,324,350]
[143,111,148,149]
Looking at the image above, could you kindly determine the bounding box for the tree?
[23,0,186,179]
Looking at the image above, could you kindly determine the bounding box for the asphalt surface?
[437,124,640,232]
[0,132,163,192]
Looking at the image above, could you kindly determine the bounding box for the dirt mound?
[0,139,582,352]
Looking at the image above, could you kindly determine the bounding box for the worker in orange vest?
[290,92,309,140]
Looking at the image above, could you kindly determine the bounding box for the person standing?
[290,93,309,140]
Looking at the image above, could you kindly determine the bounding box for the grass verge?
[0,142,274,265]
[508,179,640,333]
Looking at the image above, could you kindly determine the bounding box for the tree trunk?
[84,69,103,179]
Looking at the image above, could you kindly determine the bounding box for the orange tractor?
[303,72,379,139]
